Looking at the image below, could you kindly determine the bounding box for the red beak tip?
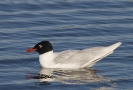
[26,48,36,53]
[26,50,30,53]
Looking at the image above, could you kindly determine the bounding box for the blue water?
[0,0,133,90]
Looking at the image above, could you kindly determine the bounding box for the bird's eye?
[38,45,42,48]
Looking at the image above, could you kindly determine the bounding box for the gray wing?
[65,47,112,67]
[54,47,108,65]
[54,50,80,63]
[54,42,121,68]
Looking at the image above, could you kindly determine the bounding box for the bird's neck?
[39,50,55,68]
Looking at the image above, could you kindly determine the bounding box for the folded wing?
[54,42,122,68]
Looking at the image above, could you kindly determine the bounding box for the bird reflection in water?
[26,68,103,85]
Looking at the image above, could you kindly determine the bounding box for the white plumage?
[39,42,122,68]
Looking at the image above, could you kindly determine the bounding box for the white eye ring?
[38,45,42,48]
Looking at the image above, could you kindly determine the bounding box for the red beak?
[26,48,36,53]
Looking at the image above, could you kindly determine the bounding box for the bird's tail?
[82,42,122,68]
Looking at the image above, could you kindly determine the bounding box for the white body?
[39,42,122,68]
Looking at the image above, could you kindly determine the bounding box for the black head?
[26,41,53,55]
[34,41,53,54]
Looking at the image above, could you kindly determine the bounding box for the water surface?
[0,0,133,90]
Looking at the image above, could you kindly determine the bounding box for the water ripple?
[0,0,133,90]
